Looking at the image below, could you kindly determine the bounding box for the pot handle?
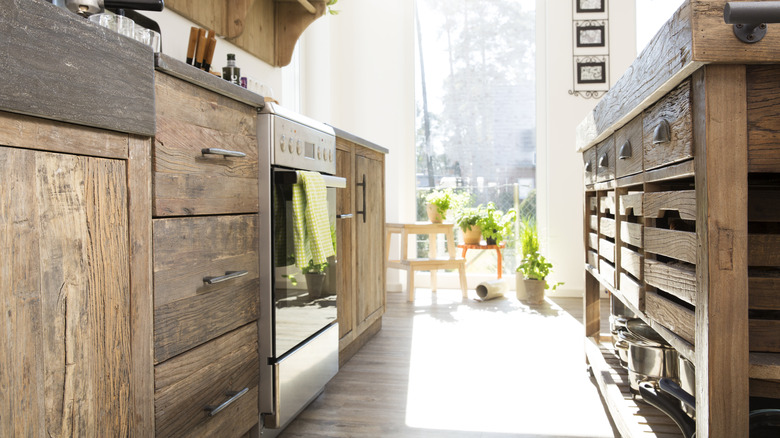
[659,377,696,412]
[639,382,696,438]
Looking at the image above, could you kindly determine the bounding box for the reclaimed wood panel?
[619,192,644,216]
[615,116,644,178]
[621,246,643,281]
[619,272,644,312]
[750,320,780,353]
[600,192,616,215]
[584,147,596,185]
[589,214,598,232]
[749,275,780,311]
[748,234,780,267]
[600,259,616,288]
[749,378,780,400]
[589,194,598,212]
[600,217,616,238]
[644,159,696,184]
[588,232,599,251]
[154,323,259,437]
[599,238,615,263]
[620,221,643,248]
[596,137,616,182]
[0,147,131,436]
[0,0,155,135]
[644,227,697,264]
[643,81,693,170]
[692,0,780,63]
[747,65,780,172]
[587,250,599,268]
[645,259,696,305]
[645,291,695,345]
[643,190,697,221]
[355,153,386,325]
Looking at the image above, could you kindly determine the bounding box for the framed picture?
[576,0,604,13]
[577,61,606,84]
[573,0,608,19]
[577,25,604,47]
[573,20,608,55]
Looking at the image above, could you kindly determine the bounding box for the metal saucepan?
[625,319,679,392]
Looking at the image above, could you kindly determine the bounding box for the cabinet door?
[336,146,355,341]
[355,154,385,325]
[0,147,131,436]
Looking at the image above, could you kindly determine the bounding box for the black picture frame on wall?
[577,61,606,84]
[577,0,605,13]
[576,25,605,47]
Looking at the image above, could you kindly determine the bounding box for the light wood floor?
[279,289,619,438]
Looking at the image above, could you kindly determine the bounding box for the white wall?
[536,0,636,298]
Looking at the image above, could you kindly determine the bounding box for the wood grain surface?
[749,275,780,311]
[747,65,780,172]
[599,217,616,239]
[645,291,696,345]
[619,273,644,311]
[645,259,697,305]
[599,238,615,263]
[0,0,154,135]
[619,192,644,216]
[749,320,780,353]
[643,190,697,220]
[643,81,693,171]
[596,137,616,182]
[615,116,644,178]
[620,221,643,248]
[620,246,643,281]
[644,227,697,264]
[355,153,386,325]
[748,234,780,267]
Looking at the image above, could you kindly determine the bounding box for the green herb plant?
[516,217,563,290]
[477,202,516,245]
[425,189,466,222]
[302,259,328,275]
[455,206,484,233]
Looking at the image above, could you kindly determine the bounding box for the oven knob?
[279,135,286,151]
[329,150,333,162]
[317,147,322,160]
[290,139,296,154]
[297,142,302,155]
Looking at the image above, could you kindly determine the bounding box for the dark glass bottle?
[222,53,241,85]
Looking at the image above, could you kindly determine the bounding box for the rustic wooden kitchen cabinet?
[335,133,387,366]
[579,2,780,437]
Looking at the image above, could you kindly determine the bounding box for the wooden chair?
[386,222,468,302]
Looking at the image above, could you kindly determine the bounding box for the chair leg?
[407,268,415,302]
[458,264,468,299]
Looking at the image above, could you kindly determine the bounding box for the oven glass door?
[272,169,339,359]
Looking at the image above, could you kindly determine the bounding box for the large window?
[415,0,536,273]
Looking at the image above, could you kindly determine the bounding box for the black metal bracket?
[724,1,780,43]
[356,174,366,223]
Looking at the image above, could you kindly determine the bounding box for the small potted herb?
[455,206,485,244]
[302,260,328,298]
[515,217,562,304]
[425,189,465,223]
[477,202,516,245]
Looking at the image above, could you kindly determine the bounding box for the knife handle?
[194,28,207,69]
[203,35,217,72]
[186,27,199,65]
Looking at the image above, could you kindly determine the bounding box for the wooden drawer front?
[620,221,643,248]
[154,74,258,217]
[615,116,643,178]
[643,80,692,171]
[620,247,643,281]
[155,323,259,437]
[749,275,780,311]
[750,320,780,353]
[596,137,616,182]
[643,190,696,221]
[645,259,696,305]
[153,215,259,363]
[588,232,599,251]
[588,195,598,213]
[599,259,615,288]
[599,238,615,263]
[644,228,697,265]
[588,214,598,232]
[584,147,596,185]
[747,65,780,172]
[599,217,615,239]
[645,291,695,345]
[587,249,598,268]
[619,272,644,311]
[619,192,643,216]
[599,192,616,215]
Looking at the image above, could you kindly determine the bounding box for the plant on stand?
[302,260,328,298]
[515,217,562,304]
[477,202,516,246]
[425,189,465,223]
[455,206,485,244]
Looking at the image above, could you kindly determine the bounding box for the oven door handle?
[274,171,347,189]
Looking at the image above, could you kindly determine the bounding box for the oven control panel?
[272,116,336,175]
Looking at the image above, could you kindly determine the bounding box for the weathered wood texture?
[587,250,599,269]
[645,291,696,345]
[643,190,697,220]
[621,247,643,281]
[748,234,780,267]
[600,192,616,214]
[152,215,259,363]
[691,0,780,63]
[355,152,386,324]
[619,192,644,216]
[643,81,693,170]
[620,221,643,248]
[746,65,780,172]
[619,273,644,311]
[693,64,749,438]
[584,272,601,338]
[644,227,697,265]
[154,73,258,216]
[588,232,599,251]
[154,323,259,437]
[645,259,696,305]
[749,378,780,400]
[0,0,154,135]
[596,137,616,182]
[615,116,644,178]
[600,217,616,239]
[336,142,355,343]
[589,214,598,232]
[749,275,780,311]
[589,194,598,212]
[750,320,780,353]
[599,259,616,288]
[128,135,155,437]
[0,146,131,436]
[599,238,615,263]
[584,147,596,185]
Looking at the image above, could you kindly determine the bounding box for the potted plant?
[455,206,484,244]
[302,260,328,298]
[425,189,464,223]
[515,217,562,304]
[477,202,516,245]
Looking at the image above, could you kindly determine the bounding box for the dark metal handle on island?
[652,119,671,145]
[724,1,780,43]
[203,270,248,284]
[598,153,608,169]
[104,0,164,11]
[201,148,247,158]
[356,174,366,223]
[584,161,592,173]
[618,140,632,160]
[205,387,249,417]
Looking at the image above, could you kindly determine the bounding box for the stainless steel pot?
[625,319,679,392]
[678,357,695,419]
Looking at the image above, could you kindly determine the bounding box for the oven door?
[263,168,346,429]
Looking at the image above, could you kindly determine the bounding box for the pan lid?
[626,319,670,347]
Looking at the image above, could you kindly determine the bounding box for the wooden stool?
[386,222,468,302]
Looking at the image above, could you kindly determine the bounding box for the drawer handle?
[203,270,248,284]
[205,387,249,417]
[584,161,592,173]
[356,174,366,223]
[652,119,671,144]
[201,148,247,158]
[618,140,632,160]
[337,213,354,219]
[598,153,608,169]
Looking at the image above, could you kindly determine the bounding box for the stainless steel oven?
[257,103,344,433]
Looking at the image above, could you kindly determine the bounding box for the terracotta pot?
[426,203,444,223]
[462,226,481,244]
[523,279,546,304]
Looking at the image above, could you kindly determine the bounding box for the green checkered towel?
[292,171,336,269]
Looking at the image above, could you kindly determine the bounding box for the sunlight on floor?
[404,289,615,437]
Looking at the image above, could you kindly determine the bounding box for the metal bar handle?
[201,148,247,158]
[356,174,366,223]
[203,270,248,284]
[337,214,354,219]
[205,387,249,417]
[723,1,780,43]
